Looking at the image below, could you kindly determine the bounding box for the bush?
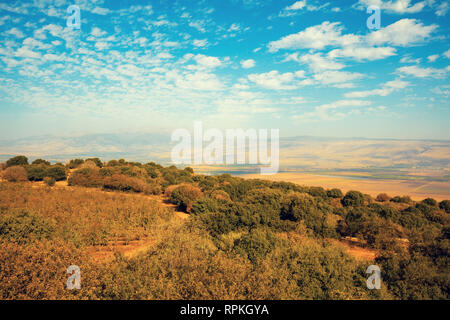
[67,159,84,169]
[233,228,279,263]
[45,165,66,181]
[44,177,55,187]
[31,159,50,166]
[25,164,48,181]
[439,200,450,213]
[103,174,146,193]
[0,163,5,171]
[68,168,104,188]
[3,166,28,182]
[390,196,412,204]
[376,193,391,202]
[0,209,55,244]
[170,184,203,212]
[280,192,319,222]
[86,158,103,168]
[6,156,28,168]
[211,190,232,202]
[421,198,437,207]
[341,191,364,207]
[143,183,162,195]
[327,188,343,198]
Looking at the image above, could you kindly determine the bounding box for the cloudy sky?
[0,0,449,141]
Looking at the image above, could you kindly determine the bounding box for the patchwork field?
[240,172,450,201]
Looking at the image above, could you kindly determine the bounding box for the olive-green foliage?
[390,195,412,204]
[398,206,427,229]
[422,198,437,207]
[327,188,343,198]
[31,159,50,166]
[341,191,365,207]
[25,164,48,181]
[6,156,28,167]
[233,228,279,263]
[67,158,84,169]
[0,209,55,244]
[169,184,203,212]
[439,200,450,213]
[45,165,67,181]
[86,158,103,168]
[44,176,56,187]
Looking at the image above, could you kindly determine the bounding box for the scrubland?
[0,156,448,300]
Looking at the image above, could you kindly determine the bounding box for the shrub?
[25,164,48,181]
[68,168,104,188]
[233,228,279,263]
[31,159,50,166]
[0,163,5,171]
[164,184,180,198]
[307,186,328,198]
[45,165,67,181]
[421,198,437,207]
[211,190,232,202]
[67,159,84,169]
[170,184,203,212]
[390,196,412,204]
[6,156,28,167]
[0,209,55,244]
[398,206,427,229]
[85,158,103,168]
[44,177,55,187]
[439,200,450,213]
[190,197,222,215]
[341,191,364,207]
[327,188,343,198]
[103,174,146,193]
[376,193,391,202]
[3,166,28,182]
[143,183,162,195]
[280,192,316,222]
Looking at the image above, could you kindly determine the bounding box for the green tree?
[6,156,28,167]
[341,191,364,207]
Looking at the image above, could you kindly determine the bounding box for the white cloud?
[366,19,437,47]
[294,99,372,121]
[313,71,364,88]
[344,79,409,98]
[6,27,25,38]
[356,0,426,14]
[427,54,439,62]
[91,27,107,37]
[435,1,449,16]
[444,49,450,59]
[175,72,223,91]
[95,41,110,50]
[192,39,208,47]
[268,21,360,51]
[397,65,448,78]
[286,53,345,72]
[189,21,206,33]
[328,46,396,61]
[193,54,221,69]
[15,46,41,59]
[92,7,112,15]
[241,59,256,69]
[248,70,304,90]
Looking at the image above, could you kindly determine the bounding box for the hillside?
[0,156,449,300]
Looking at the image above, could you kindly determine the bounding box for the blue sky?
[0,0,449,141]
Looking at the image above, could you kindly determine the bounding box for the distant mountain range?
[1,133,449,177]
